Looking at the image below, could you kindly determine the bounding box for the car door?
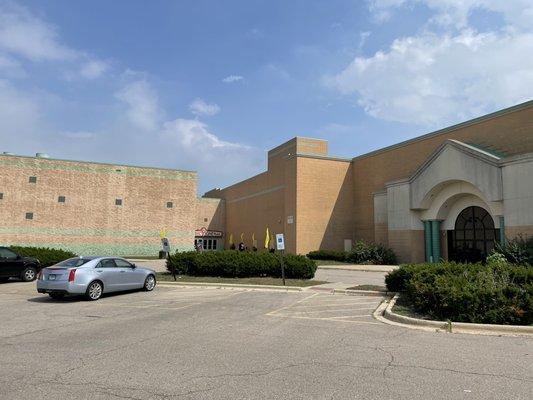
[0,248,24,278]
[94,259,122,292]
[114,258,144,289]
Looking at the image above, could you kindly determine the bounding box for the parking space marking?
[267,293,385,325]
[95,303,199,311]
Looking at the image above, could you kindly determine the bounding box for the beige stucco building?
[205,100,533,263]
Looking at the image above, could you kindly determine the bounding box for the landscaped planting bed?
[385,259,532,325]
[167,250,317,280]
[307,240,397,265]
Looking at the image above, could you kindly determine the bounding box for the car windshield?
[53,258,92,268]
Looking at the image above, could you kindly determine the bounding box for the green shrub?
[385,264,430,292]
[307,250,346,262]
[495,235,533,265]
[346,241,397,265]
[387,262,533,325]
[307,241,397,265]
[167,250,317,280]
[9,246,77,267]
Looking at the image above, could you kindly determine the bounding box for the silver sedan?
[36,256,156,300]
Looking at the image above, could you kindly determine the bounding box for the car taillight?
[68,269,76,282]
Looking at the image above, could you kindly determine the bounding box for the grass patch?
[346,284,386,292]
[156,272,326,287]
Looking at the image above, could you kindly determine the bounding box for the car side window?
[114,259,133,268]
[98,259,117,268]
[0,248,17,260]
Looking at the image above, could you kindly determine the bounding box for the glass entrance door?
[448,206,498,263]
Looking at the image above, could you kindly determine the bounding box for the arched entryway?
[448,206,499,263]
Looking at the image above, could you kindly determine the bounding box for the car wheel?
[85,281,103,301]
[49,293,65,300]
[21,267,37,282]
[143,274,156,291]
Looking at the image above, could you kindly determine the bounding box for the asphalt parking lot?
[1,281,531,400]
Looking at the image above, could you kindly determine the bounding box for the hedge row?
[167,250,317,279]
[308,241,397,265]
[385,260,533,325]
[10,246,77,267]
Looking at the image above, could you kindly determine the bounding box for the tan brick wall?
[196,198,225,232]
[295,156,354,254]
[0,155,197,255]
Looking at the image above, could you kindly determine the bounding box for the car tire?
[85,281,103,301]
[49,293,65,300]
[143,274,156,291]
[21,266,37,282]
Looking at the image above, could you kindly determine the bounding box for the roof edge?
[0,153,196,174]
[352,99,533,162]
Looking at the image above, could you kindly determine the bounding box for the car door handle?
[120,270,125,273]
[96,270,103,273]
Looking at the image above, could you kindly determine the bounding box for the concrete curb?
[375,294,533,337]
[157,281,304,292]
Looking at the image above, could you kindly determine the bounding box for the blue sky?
[1,1,532,193]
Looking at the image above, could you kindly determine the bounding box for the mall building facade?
[1,100,532,262]
[205,100,533,263]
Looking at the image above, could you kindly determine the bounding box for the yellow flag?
[252,233,255,242]
[159,229,167,239]
[240,232,244,242]
[229,233,234,245]
[264,228,270,249]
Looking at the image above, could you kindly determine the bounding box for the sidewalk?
[317,264,398,273]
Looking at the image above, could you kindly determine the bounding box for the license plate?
[48,275,56,281]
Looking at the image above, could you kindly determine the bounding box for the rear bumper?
[36,280,87,295]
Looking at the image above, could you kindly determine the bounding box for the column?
[431,220,441,263]
[423,220,432,263]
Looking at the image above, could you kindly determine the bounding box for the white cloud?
[368,0,533,29]
[189,98,220,117]
[222,75,244,83]
[162,119,246,151]
[79,60,109,79]
[329,1,533,126]
[0,1,76,62]
[0,1,107,80]
[115,80,161,131]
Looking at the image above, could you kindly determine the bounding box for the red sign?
[195,227,223,237]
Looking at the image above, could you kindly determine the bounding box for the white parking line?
[267,293,385,325]
[280,307,377,314]
[289,301,379,309]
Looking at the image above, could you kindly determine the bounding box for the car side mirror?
[16,255,22,260]
[131,263,136,269]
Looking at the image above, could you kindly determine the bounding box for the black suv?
[0,247,41,282]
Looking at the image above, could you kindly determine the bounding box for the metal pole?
[279,249,286,286]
